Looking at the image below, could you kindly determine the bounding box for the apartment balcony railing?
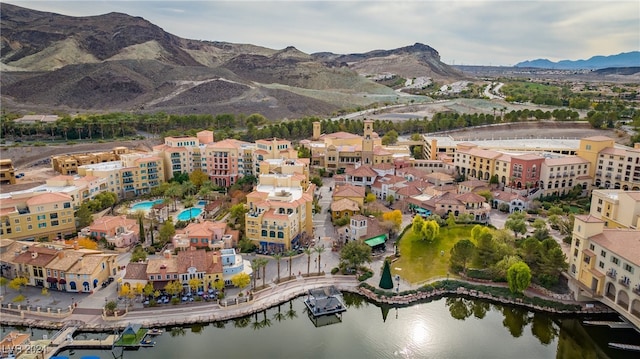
[619,278,631,288]
[606,271,617,280]
[632,286,640,296]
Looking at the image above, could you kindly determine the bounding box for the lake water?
[6,295,639,359]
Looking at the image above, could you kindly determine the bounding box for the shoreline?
[0,278,615,332]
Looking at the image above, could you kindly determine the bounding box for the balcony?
[596,171,602,176]
[633,286,640,296]
[606,270,617,280]
[619,278,631,288]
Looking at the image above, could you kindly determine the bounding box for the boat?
[147,328,163,335]
[139,339,156,347]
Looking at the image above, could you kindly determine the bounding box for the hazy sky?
[6,0,640,66]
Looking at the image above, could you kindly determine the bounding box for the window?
[589,244,595,251]
[623,263,634,274]
[611,257,619,265]
[583,256,591,265]
[150,275,154,280]
[600,250,606,257]
[598,261,604,269]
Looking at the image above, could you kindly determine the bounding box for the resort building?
[3,240,118,293]
[77,153,165,199]
[171,220,238,250]
[0,159,16,185]
[245,173,314,252]
[220,248,253,286]
[301,120,410,173]
[51,147,129,175]
[0,192,76,241]
[203,139,251,187]
[84,215,140,248]
[127,247,251,290]
[336,214,388,251]
[152,133,207,180]
[568,214,640,329]
[589,190,640,229]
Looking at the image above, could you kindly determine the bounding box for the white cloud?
[5,0,639,66]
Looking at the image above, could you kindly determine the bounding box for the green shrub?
[331,267,339,275]
[358,271,373,281]
[171,297,180,305]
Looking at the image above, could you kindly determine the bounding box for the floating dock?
[304,286,347,317]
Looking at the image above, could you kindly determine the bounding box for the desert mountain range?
[0,3,465,119]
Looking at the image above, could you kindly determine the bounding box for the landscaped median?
[357,281,614,315]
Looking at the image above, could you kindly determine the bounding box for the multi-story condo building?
[577,136,640,190]
[51,147,129,175]
[589,190,640,229]
[301,120,410,172]
[0,192,75,241]
[78,153,165,199]
[568,214,640,329]
[245,173,314,252]
[153,133,205,180]
[253,137,298,174]
[423,134,581,160]
[539,155,591,197]
[120,153,165,195]
[203,139,251,187]
[0,159,16,185]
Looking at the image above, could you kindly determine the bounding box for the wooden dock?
[584,320,634,329]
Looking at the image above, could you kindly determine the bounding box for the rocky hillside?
[1,3,462,119]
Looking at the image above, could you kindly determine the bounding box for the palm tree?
[273,253,282,283]
[251,312,263,331]
[286,250,295,278]
[304,248,313,276]
[286,301,297,320]
[273,304,286,322]
[260,310,272,328]
[165,182,183,211]
[234,316,251,328]
[251,259,260,289]
[260,258,269,287]
[182,180,196,197]
[315,246,326,275]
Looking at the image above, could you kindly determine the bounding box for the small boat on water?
[147,328,163,335]
[139,339,156,347]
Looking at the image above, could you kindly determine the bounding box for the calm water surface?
[7,295,639,359]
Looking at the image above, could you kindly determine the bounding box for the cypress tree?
[379,260,394,289]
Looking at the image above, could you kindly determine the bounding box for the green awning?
[365,234,386,247]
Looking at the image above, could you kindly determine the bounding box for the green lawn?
[392,225,474,284]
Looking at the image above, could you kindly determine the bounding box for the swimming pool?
[131,199,164,212]
[177,207,203,221]
[197,200,207,207]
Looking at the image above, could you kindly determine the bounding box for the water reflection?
[5,296,638,359]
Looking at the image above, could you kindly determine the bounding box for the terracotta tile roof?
[321,132,362,140]
[373,163,395,170]
[459,180,489,188]
[333,184,365,198]
[26,192,72,206]
[396,184,423,197]
[146,257,179,274]
[124,262,149,280]
[456,192,485,203]
[599,147,629,156]
[12,246,58,266]
[70,255,109,275]
[590,229,640,266]
[575,214,605,223]
[177,248,211,273]
[346,165,378,177]
[544,156,590,166]
[47,251,85,271]
[331,198,360,212]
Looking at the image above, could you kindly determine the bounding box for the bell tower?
[362,119,374,165]
[312,122,321,140]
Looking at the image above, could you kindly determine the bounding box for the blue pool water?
[131,199,164,211]
[197,200,207,206]
[177,207,203,221]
